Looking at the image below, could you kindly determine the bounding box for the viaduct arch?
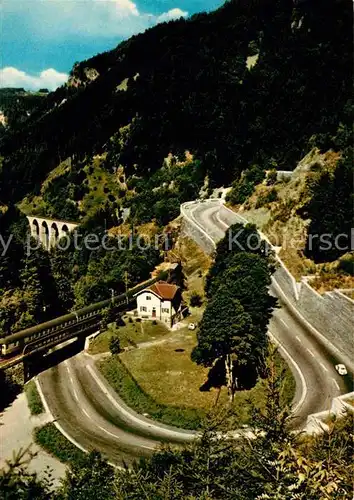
[26,216,78,251]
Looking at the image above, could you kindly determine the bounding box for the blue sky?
[1,0,223,90]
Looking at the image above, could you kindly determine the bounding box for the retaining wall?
[181,217,216,255]
[305,391,354,435]
[272,264,354,360]
[297,283,354,360]
[273,261,299,304]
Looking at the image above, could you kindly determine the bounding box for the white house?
[135,281,182,327]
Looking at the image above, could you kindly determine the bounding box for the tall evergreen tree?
[192,286,256,402]
[205,223,274,298]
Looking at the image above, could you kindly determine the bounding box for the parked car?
[188,323,196,330]
[335,364,347,376]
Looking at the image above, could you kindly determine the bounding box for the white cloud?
[0,67,68,91]
[156,8,188,24]
[0,1,190,90]
[3,1,189,40]
[111,0,140,17]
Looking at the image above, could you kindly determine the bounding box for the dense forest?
[0,0,352,333]
[0,206,162,334]
[0,88,48,134]
[0,0,351,202]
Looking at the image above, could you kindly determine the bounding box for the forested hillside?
[0,0,352,334]
[0,0,351,203]
[0,88,47,134]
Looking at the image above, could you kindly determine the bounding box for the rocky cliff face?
[68,66,100,88]
[0,111,7,127]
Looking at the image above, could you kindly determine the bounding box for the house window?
[140,306,147,312]
[146,295,151,300]
[162,308,169,313]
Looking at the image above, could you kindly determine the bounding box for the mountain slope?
[0,0,351,205]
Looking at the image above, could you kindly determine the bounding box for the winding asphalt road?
[38,199,351,466]
[38,353,196,466]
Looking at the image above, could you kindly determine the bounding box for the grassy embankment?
[28,380,86,464]
[97,327,295,430]
[34,423,85,464]
[24,380,44,415]
[28,381,85,464]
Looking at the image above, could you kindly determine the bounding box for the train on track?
[0,278,158,360]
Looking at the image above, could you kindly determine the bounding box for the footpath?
[0,390,66,487]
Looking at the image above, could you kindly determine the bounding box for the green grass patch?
[97,355,205,430]
[277,352,297,406]
[24,380,44,415]
[98,333,296,430]
[34,422,85,464]
[89,318,169,355]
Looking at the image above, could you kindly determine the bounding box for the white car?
[335,364,347,376]
[188,323,196,330]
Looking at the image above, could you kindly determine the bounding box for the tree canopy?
[193,224,277,400]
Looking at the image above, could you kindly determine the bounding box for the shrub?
[24,380,44,415]
[115,314,125,327]
[127,338,138,348]
[190,291,203,307]
[151,320,158,325]
[109,336,121,355]
[338,254,354,276]
[226,166,265,205]
[34,423,85,464]
[274,198,296,222]
[255,188,278,208]
[153,197,180,226]
[266,169,277,186]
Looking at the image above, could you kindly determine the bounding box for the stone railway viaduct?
[26,216,78,251]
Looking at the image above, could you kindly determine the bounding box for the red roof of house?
[148,281,179,300]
